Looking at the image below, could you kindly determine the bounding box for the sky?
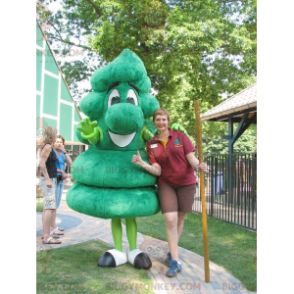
[42,0,93,100]
[46,0,86,63]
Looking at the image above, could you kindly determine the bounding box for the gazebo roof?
[201,83,257,123]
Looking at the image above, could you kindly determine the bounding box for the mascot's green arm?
[141,126,154,142]
[77,118,103,145]
[141,124,188,142]
[170,123,188,136]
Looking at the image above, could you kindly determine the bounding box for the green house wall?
[36,21,81,142]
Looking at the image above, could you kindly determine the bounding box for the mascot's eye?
[108,89,120,108]
[112,97,120,105]
[146,245,152,252]
[126,89,138,105]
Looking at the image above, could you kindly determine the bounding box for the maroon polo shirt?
[147,128,197,186]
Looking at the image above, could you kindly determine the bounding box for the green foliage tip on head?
[80,49,159,121]
[90,49,151,93]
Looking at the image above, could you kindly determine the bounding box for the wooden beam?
[194,100,210,283]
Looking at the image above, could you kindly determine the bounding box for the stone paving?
[36,189,257,294]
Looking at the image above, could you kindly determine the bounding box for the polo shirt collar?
[154,127,174,141]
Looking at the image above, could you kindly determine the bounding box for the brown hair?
[42,126,57,144]
[153,108,170,123]
[56,135,65,145]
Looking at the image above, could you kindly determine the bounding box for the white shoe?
[97,249,127,267]
[127,249,152,269]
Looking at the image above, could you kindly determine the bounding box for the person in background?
[52,135,72,232]
[132,108,207,277]
[39,126,62,244]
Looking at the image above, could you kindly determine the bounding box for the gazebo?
[200,83,257,154]
[193,83,257,230]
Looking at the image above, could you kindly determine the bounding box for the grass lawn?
[37,241,154,294]
[36,202,256,292]
[134,213,257,292]
[36,199,43,212]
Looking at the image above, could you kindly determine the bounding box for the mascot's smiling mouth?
[108,131,136,147]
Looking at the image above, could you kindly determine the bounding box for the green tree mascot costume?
[67,49,185,269]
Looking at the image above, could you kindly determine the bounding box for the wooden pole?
[194,100,210,283]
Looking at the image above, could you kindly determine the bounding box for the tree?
[37,0,257,153]
[200,120,257,155]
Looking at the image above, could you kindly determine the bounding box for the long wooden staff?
[194,100,210,283]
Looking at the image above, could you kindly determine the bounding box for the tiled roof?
[201,83,257,121]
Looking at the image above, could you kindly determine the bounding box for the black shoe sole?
[166,269,181,277]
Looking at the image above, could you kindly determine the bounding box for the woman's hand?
[60,145,66,153]
[46,179,52,188]
[61,171,68,180]
[186,152,208,172]
[132,150,161,176]
[132,150,144,166]
[199,163,208,172]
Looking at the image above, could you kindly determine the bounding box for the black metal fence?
[193,153,257,231]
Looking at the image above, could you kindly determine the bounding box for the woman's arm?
[132,150,161,176]
[186,152,208,172]
[57,168,68,180]
[64,153,72,166]
[56,146,72,180]
[39,144,53,188]
[60,145,72,166]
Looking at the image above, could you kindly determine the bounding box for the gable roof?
[201,83,257,122]
[36,20,83,144]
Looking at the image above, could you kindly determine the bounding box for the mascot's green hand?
[141,126,154,142]
[171,123,188,136]
[77,118,103,145]
[77,118,97,135]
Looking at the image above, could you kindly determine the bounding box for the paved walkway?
[36,188,256,294]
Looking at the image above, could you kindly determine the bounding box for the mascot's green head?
[79,49,159,150]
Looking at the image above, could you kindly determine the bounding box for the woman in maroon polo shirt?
[132,108,207,277]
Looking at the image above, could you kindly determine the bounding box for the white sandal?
[43,237,62,244]
[51,228,64,235]
[41,232,60,239]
